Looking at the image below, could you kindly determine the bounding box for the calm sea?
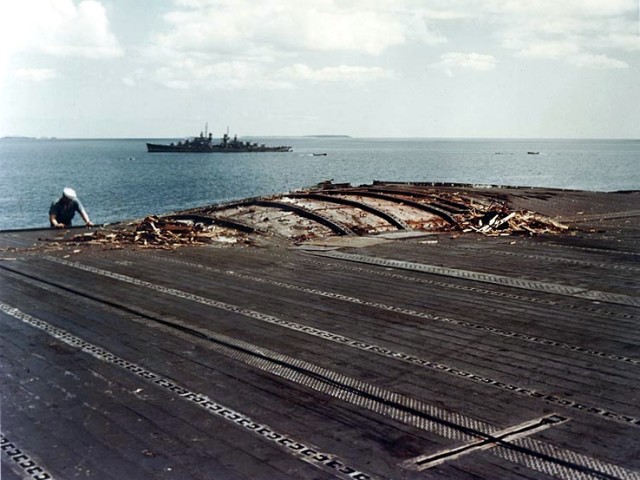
[1,137,638,230]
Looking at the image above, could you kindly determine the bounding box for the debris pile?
[457,206,569,236]
[61,216,246,249]
[132,216,207,246]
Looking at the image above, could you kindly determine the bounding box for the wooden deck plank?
[3,253,636,470]
[1,185,639,479]
[75,252,639,384]
[5,254,638,430]
[0,299,366,479]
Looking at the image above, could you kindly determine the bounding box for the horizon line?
[2,135,639,141]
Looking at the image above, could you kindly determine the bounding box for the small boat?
[311,153,327,156]
[527,151,540,155]
[147,125,292,153]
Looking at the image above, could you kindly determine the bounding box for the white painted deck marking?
[405,415,567,471]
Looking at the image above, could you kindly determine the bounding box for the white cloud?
[488,0,638,63]
[496,0,632,15]
[0,0,123,59]
[431,52,497,76]
[152,0,444,59]
[593,33,640,52]
[515,42,581,60]
[12,68,60,82]
[152,59,291,90]
[147,1,637,77]
[142,58,391,90]
[568,53,629,69]
[278,64,391,82]
[140,0,421,91]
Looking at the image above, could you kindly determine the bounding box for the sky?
[0,0,638,139]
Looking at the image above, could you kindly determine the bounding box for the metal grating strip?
[149,254,640,367]
[312,251,640,307]
[0,302,377,480]
[1,432,57,480]
[34,257,640,428]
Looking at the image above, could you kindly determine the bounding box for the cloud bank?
[1,0,123,59]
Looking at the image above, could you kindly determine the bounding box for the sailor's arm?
[77,201,94,226]
[49,213,65,228]
[80,210,94,226]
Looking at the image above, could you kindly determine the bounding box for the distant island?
[1,136,58,141]
[303,135,351,138]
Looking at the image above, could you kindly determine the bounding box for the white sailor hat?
[63,187,77,199]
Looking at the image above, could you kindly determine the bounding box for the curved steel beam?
[290,193,408,230]
[162,214,256,233]
[361,188,469,212]
[315,190,458,226]
[250,200,355,236]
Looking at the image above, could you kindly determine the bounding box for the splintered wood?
[64,216,247,249]
[454,203,570,236]
[48,188,572,252]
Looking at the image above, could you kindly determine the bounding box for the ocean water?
[1,137,638,230]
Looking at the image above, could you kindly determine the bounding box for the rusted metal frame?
[249,200,356,236]
[290,193,408,230]
[316,190,458,226]
[162,213,256,233]
[361,188,470,212]
[326,184,468,211]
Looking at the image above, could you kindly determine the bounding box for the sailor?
[49,187,94,228]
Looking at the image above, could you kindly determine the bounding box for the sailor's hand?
[86,221,94,227]
[54,223,65,229]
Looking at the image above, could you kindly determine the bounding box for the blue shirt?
[49,198,87,226]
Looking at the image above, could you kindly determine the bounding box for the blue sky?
[1,0,638,138]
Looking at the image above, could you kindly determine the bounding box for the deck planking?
[1,186,639,479]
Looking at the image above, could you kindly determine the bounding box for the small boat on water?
[147,126,292,153]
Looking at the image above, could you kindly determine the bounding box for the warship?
[147,126,292,153]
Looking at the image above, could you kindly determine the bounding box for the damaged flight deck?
[1,181,639,480]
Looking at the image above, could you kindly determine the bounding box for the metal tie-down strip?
[30,257,640,428]
[312,251,640,308]
[7,259,640,479]
[151,254,640,367]
[1,433,56,480]
[0,301,376,480]
[1,284,634,480]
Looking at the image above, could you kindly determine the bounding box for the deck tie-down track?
[311,251,640,308]
[12,256,639,429]
[2,182,639,480]
[2,286,639,480]
[3,261,638,478]
[126,251,640,368]
[0,301,375,480]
